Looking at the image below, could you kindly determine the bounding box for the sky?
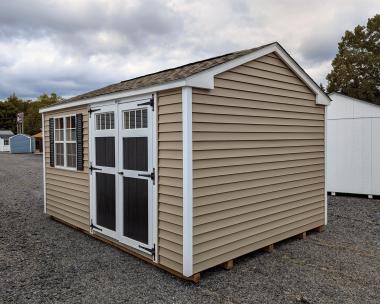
[0,0,379,100]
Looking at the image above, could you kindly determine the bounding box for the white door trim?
[88,95,157,258]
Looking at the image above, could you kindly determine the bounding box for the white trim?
[324,106,328,225]
[152,92,158,262]
[40,80,187,113]
[42,113,47,214]
[182,86,193,277]
[40,43,329,115]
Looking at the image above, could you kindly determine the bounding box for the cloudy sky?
[0,0,379,99]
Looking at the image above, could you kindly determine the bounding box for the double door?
[89,99,154,254]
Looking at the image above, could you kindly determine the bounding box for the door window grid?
[96,112,115,130]
[124,109,148,129]
[54,115,76,168]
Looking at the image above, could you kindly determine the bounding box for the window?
[4,138,9,145]
[96,112,114,130]
[124,109,147,129]
[54,115,76,169]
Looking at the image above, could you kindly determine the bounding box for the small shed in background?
[9,134,35,154]
[327,92,380,197]
[0,130,14,152]
[32,132,43,153]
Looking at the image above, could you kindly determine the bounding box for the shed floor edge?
[48,215,200,283]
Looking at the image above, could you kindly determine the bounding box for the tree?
[0,93,61,135]
[326,14,380,104]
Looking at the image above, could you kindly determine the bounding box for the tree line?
[0,93,62,135]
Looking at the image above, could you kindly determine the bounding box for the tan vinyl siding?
[192,52,325,273]
[157,89,183,273]
[44,106,90,232]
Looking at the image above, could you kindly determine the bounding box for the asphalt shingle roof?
[66,43,274,103]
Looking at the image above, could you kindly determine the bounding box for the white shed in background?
[327,92,380,197]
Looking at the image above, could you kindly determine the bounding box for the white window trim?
[54,114,77,171]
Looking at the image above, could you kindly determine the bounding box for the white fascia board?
[182,86,193,277]
[40,79,188,113]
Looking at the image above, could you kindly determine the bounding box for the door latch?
[138,168,155,184]
[89,165,102,174]
[90,220,102,232]
[139,244,155,259]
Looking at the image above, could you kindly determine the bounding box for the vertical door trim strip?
[182,86,193,277]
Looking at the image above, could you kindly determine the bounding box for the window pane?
[110,112,114,129]
[55,130,64,141]
[130,111,135,129]
[124,112,130,129]
[142,109,148,128]
[55,117,63,129]
[136,110,142,128]
[66,143,77,168]
[100,113,105,129]
[55,143,64,166]
[96,114,101,130]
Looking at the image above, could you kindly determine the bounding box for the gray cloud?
[0,0,379,99]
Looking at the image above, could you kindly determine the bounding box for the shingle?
[63,43,274,103]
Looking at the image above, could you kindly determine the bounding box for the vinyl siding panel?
[44,106,90,232]
[192,53,325,273]
[157,89,183,273]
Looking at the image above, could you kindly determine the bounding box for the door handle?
[138,169,155,184]
[118,171,124,175]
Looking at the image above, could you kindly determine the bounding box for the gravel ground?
[0,153,379,304]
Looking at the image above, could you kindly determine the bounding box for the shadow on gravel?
[0,153,379,304]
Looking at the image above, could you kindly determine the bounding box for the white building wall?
[327,93,380,196]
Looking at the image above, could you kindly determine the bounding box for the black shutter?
[76,113,84,171]
[49,118,54,167]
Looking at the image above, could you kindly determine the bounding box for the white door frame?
[89,94,157,259]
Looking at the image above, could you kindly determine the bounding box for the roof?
[329,92,380,107]
[32,132,42,138]
[0,130,14,136]
[65,44,271,103]
[41,42,330,113]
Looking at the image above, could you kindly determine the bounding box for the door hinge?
[137,94,154,110]
[138,168,155,185]
[88,108,101,117]
[90,220,102,232]
[139,243,155,259]
[89,164,102,174]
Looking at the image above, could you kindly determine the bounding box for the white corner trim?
[42,113,47,214]
[182,86,193,277]
[324,106,328,225]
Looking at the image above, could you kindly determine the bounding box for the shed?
[326,92,380,197]
[0,130,14,152]
[39,42,330,281]
[10,134,35,153]
[33,132,43,153]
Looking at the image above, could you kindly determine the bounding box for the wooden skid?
[220,259,234,270]
[263,244,274,253]
[48,215,326,284]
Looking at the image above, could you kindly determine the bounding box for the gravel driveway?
[0,153,379,304]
